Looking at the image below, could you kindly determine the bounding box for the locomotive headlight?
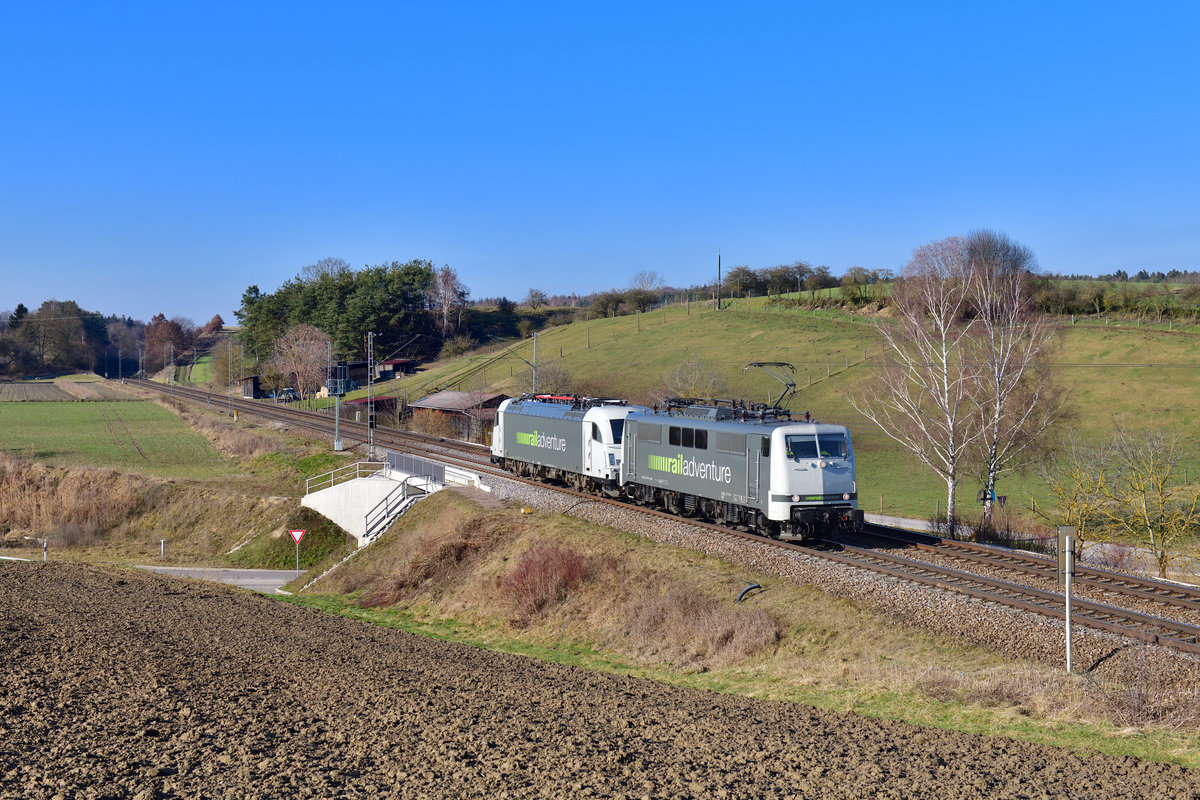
[792,494,799,502]
[819,460,828,468]
[843,493,850,500]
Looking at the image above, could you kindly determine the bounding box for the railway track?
[845,523,1200,618]
[132,378,1200,656]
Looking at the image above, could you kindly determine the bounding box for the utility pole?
[367,332,376,460]
[227,340,233,416]
[533,330,539,393]
[716,250,722,310]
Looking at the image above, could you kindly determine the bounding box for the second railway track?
[132,378,1200,658]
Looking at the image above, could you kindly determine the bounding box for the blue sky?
[2,2,1198,324]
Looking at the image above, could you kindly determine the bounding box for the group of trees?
[1035,428,1200,577]
[1031,278,1200,318]
[234,258,442,368]
[0,300,145,377]
[720,262,844,300]
[853,231,1067,528]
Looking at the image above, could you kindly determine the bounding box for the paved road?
[135,566,303,593]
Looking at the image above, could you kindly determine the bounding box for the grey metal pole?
[1066,534,1075,673]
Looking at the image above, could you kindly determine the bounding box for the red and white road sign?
[289,529,305,543]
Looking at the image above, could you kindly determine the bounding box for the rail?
[305,461,389,496]
[132,378,1200,655]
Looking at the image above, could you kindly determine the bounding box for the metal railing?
[305,461,388,496]
[363,476,424,542]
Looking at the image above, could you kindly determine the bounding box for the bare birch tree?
[966,230,1068,525]
[851,237,981,525]
[271,324,330,399]
[429,265,468,339]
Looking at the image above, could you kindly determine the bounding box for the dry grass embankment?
[295,489,1200,765]
[0,454,147,547]
[312,489,780,671]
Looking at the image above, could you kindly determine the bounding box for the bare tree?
[271,324,330,399]
[525,289,548,310]
[851,237,981,525]
[523,361,571,395]
[301,257,351,282]
[660,358,726,403]
[966,230,1068,525]
[1097,425,1200,578]
[1032,431,1107,557]
[630,270,665,292]
[429,265,469,339]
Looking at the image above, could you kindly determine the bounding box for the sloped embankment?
[307,488,783,671]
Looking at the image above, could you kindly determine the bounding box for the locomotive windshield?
[785,432,849,461]
[818,433,848,459]
[785,434,818,460]
[610,419,625,443]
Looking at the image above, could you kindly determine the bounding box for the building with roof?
[409,389,507,442]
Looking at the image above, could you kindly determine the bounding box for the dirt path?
[1,562,1196,799]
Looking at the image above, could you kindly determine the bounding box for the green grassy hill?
[370,297,1200,523]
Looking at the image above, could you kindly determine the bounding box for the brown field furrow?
[1,562,1196,800]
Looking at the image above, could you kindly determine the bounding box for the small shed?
[375,358,419,380]
[409,390,507,442]
[241,375,263,399]
[343,396,400,424]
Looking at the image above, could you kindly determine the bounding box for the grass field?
[0,401,239,479]
[363,298,1200,522]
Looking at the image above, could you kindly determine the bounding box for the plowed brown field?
[2,562,1197,799]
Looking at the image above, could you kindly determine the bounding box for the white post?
[1065,534,1075,673]
[160,539,165,558]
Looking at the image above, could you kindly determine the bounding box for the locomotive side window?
[817,433,848,459]
[610,419,625,443]
[591,423,603,442]
[694,429,707,450]
[681,428,694,448]
[760,437,770,457]
[785,434,818,460]
[638,424,661,444]
[715,432,745,454]
[669,426,682,446]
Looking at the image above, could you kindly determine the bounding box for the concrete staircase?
[302,462,438,548]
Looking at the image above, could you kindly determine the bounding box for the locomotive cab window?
[785,434,818,460]
[591,423,603,442]
[609,419,625,443]
[817,433,848,459]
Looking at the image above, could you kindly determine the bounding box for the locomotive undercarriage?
[495,457,861,540]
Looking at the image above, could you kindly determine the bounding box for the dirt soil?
[2,562,1198,800]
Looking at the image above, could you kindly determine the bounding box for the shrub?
[616,576,781,670]
[360,515,522,607]
[498,541,588,624]
[438,335,476,359]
